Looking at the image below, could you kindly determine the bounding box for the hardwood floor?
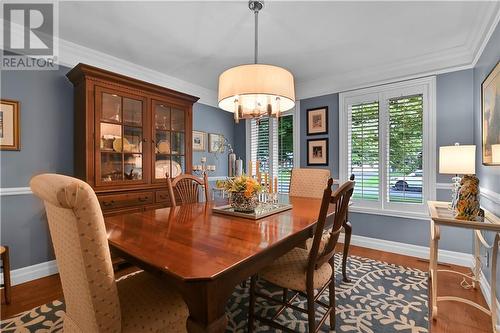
[0,245,491,333]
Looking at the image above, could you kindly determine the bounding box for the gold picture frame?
[0,99,20,151]
[482,61,500,165]
[209,133,224,153]
[193,130,206,151]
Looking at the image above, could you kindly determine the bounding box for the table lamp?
[439,143,476,211]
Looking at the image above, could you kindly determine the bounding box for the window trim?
[245,101,300,188]
[339,76,436,217]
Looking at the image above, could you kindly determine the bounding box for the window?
[349,101,379,201]
[340,77,436,217]
[387,95,423,204]
[247,107,299,193]
[277,115,294,192]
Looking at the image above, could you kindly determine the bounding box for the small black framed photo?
[307,138,328,166]
[306,106,328,135]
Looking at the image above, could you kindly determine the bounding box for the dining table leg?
[342,221,352,282]
[181,278,237,333]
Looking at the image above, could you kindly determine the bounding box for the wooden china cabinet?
[67,63,198,216]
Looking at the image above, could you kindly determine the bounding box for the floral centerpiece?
[223,175,261,213]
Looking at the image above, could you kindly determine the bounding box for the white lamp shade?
[492,144,500,164]
[439,145,476,174]
[218,64,295,114]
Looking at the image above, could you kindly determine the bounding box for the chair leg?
[329,277,336,331]
[2,246,11,304]
[282,288,288,303]
[342,221,352,283]
[248,275,257,333]
[306,286,316,332]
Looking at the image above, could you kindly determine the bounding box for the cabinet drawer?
[155,190,172,204]
[99,191,153,210]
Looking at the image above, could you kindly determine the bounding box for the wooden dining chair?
[1,245,11,304]
[166,173,209,206]
[30,174,188,333]
[289,168,331,199]
[248,178,355,332]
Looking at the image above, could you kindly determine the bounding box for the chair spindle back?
[308,178,355,271]
[167,173,209,206]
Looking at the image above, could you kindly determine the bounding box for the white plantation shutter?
[249,114,295,193]
[340,76,435,216]
[250,118,270,176]
[278,115,294,193]
[387,94,423,204]
[348,101,379,201]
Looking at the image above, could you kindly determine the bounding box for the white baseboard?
[479,268,500,329]
[340,233,473,267]
[0,260,58,286]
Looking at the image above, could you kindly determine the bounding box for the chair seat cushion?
[117,271,188,333]
[260,247,333,292]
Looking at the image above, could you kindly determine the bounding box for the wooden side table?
[428,201,500,332]
[1,245,11,304]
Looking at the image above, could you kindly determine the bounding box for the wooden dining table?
[104,196,348,333]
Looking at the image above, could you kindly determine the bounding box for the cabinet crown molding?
[66,63,200,104]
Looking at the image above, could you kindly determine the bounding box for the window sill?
[349,206,430,221]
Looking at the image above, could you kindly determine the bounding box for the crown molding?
[297,2,500,100]
[472,3,500,67]
[57,38,219,108]
[3,2,498,105]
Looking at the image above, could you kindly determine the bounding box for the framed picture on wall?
[482,61,500,165]
[209,133,225,153]
[0,99,20,151]
[306,106,328,135]
[307,138,328,166]
[193,130,206,151]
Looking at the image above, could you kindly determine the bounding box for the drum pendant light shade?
[218,64,295,117]
[217,1,295,122]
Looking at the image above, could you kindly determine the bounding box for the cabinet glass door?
[97,88,146,185]
[153,101,185,181]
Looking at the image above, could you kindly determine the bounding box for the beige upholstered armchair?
[30,174,188,333]
[289,168,331,198]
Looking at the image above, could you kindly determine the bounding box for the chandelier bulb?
[234,99,240,123]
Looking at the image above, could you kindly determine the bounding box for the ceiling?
[59,1,500,101]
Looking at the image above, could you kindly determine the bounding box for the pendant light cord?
[254,8,259,64]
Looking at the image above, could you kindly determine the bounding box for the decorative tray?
[212,203,293,220]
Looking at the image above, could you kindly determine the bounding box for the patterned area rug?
[1,254,428,333]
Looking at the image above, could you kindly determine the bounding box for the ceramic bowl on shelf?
[155,160,182,178]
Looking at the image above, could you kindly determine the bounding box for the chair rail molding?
[0,187,33,196]
[0,179,227,196]
[480,187,500,205]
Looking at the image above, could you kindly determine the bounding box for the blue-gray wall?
[0,65,235,270]
[192,103,234,177]
[233,121,247,163]
[300,93,339,178]
[1,67,74,270]
[295,70,475,253]
[474,25,500,214]
[472,24,500,299]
